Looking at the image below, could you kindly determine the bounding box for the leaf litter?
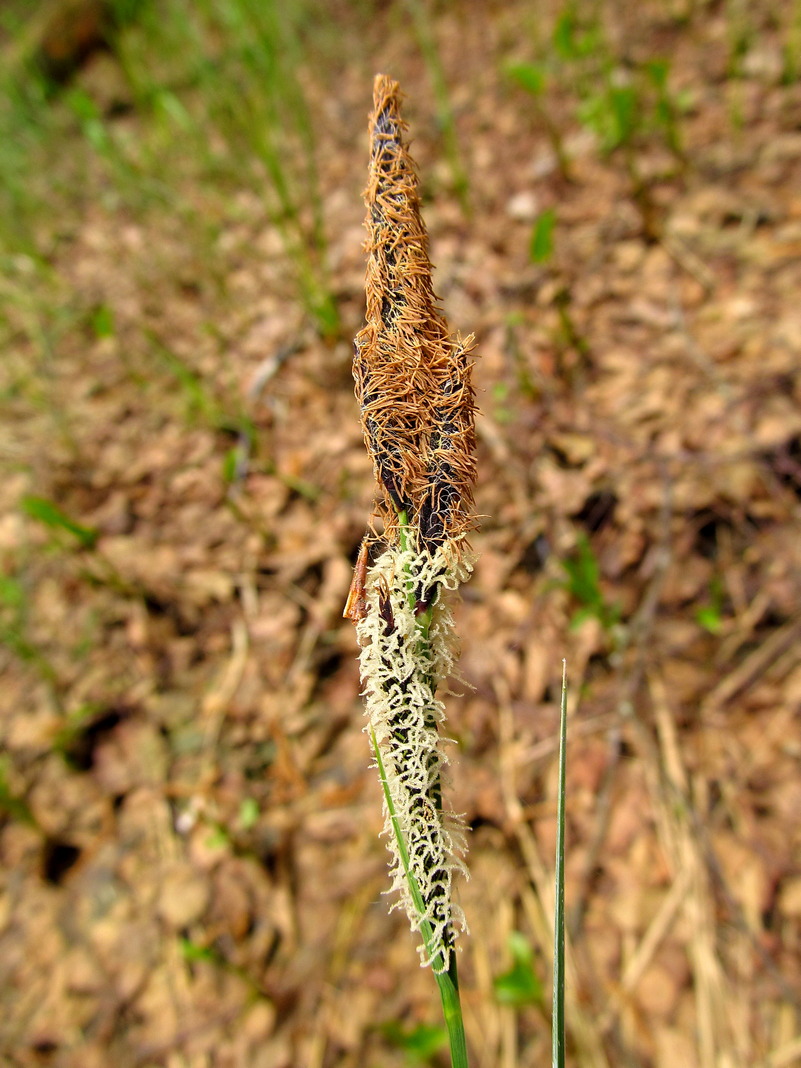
[1,2,801,1066]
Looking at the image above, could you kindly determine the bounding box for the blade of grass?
[21,495,98,549]
[553,660,567,1068]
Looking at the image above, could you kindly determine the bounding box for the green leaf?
[0,757,36,826]
[561,534,602,608]
[383,1020,447,1061]
[561,534,621,632]
[568,605,595,631]
[696,606,723,634]
[222,447,241,484]
[91,304,115,339]
[506,61,545,96]
[553,10,578,60]
[65,87,110,152]
[577,81,639,153]
[696,577,725,633]
[154,89,192,129]
[65,87,100,123]
[530,208,556,264]
[205,826,230,850]
[179,937,216,963]
[493,931,544,1007]
[311,292,341,340]
[21,496,98,549]
[0,576,25,609]
[645,58,670,91]
[238,797,259,829]
[609,85,638,145]
[552,6,601,60]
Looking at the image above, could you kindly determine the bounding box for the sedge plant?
[347,76,570,1068]
[345,75,476,1066]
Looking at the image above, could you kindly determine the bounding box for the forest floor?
[1,1,801,1066]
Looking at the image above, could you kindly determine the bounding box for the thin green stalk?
[552,661,568,1068]
[396,510,416,611]
[372,730,468,1068]
[397,509,433,638]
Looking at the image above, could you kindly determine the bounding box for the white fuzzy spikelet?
[356,541,474,971]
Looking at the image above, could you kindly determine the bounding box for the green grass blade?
[530,208,556,264]
[553,661,567,1068]
[21,495,98,549]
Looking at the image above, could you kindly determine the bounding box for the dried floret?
[353,75,476,553]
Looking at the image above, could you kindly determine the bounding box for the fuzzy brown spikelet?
[353,75,476,551]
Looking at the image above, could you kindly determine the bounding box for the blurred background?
[1,0,801,1065]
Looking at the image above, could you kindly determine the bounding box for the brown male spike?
[353,75,476,553]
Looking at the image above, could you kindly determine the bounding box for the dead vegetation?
[1,1,800,1066]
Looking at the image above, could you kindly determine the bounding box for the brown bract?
[353,74,476,552]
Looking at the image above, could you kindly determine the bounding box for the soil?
[1,2,801,1066]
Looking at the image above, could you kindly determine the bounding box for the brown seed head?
[353,74,476,552]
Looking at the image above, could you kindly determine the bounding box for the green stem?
[435,955,468,1068]
[552,662,568,1068]
[396,509,416,611]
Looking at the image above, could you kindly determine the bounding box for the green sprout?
[493,931,545,1008]
[696,576,726,634]
[21,495,98,550]
[530,208,556,264]
[382,1019,448,1064]
[560,533,621,633]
